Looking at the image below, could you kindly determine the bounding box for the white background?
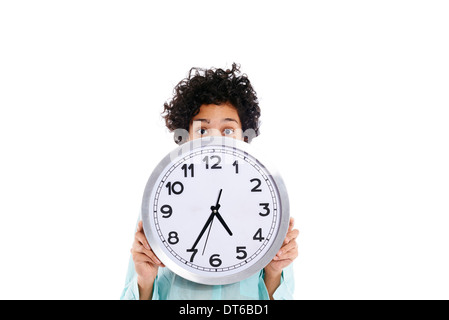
[0,1,448,299]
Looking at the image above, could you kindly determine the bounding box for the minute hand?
[190,212,215,250]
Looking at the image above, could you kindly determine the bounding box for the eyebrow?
[222,118,240,124]
[192,118,239,124]
[192,118,210,124]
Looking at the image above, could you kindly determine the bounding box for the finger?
[132,241,158,261]
[288,217,295,232]
[273,254,296,263]
[132,251,165,267]
[276,248,298,261]
[284,228,299,244]
[132,244,164,266]
[288,228,299,240]
[135,227,151,250]
[274,244,298,261]
[275,239,297,259]
[144,247,163,265]
[279,239,298,255]
[132,251,153,264]
[147,251,164,267]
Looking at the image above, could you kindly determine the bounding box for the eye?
[223,128,235,135]
[196,128,208,135]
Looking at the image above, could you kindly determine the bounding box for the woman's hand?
[130,220,165,299]
[266,217,299,273]
[263,217,298,299]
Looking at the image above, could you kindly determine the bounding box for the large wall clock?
[141,136,290,285]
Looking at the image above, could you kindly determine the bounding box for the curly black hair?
[162,63,261,144]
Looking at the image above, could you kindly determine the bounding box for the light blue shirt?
[120,255,294,300]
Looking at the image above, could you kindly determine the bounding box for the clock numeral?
[186,248,198,262]
[160,204,173,218]
[253,228,265,242]
[258,203,270,216]
[233,160,239,174]
[168,231,179,245]
[209,254,222,267]
[250,178,262,192]
[166,181,184,195]
[236,246,247,260]
[181,163,194,177]
[203,155,222,169]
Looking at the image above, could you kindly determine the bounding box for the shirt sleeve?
[120,256,140,300]
[150,275,160,300]
[259,264,295,300]
[120,255,161,300]
[120,213,143,300]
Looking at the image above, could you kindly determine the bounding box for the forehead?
[192,103,241,125]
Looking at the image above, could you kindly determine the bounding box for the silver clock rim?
[141,136,290,285]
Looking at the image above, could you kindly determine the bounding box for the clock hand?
[190,211,215,251]
[190,189,225,254]
[201,209,233,255]
[213,189,232,236]
[201,218,214,255]
[200,204,221,255]
[214,210,233,236]
[215,189,223,208]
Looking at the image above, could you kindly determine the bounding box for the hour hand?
[214,211,233,236]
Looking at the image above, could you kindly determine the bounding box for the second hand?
[201,218,214,255]
[201,189,222,256]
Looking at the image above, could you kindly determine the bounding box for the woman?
[121,63,299,300]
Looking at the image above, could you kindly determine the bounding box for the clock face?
[142,137,289,285]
